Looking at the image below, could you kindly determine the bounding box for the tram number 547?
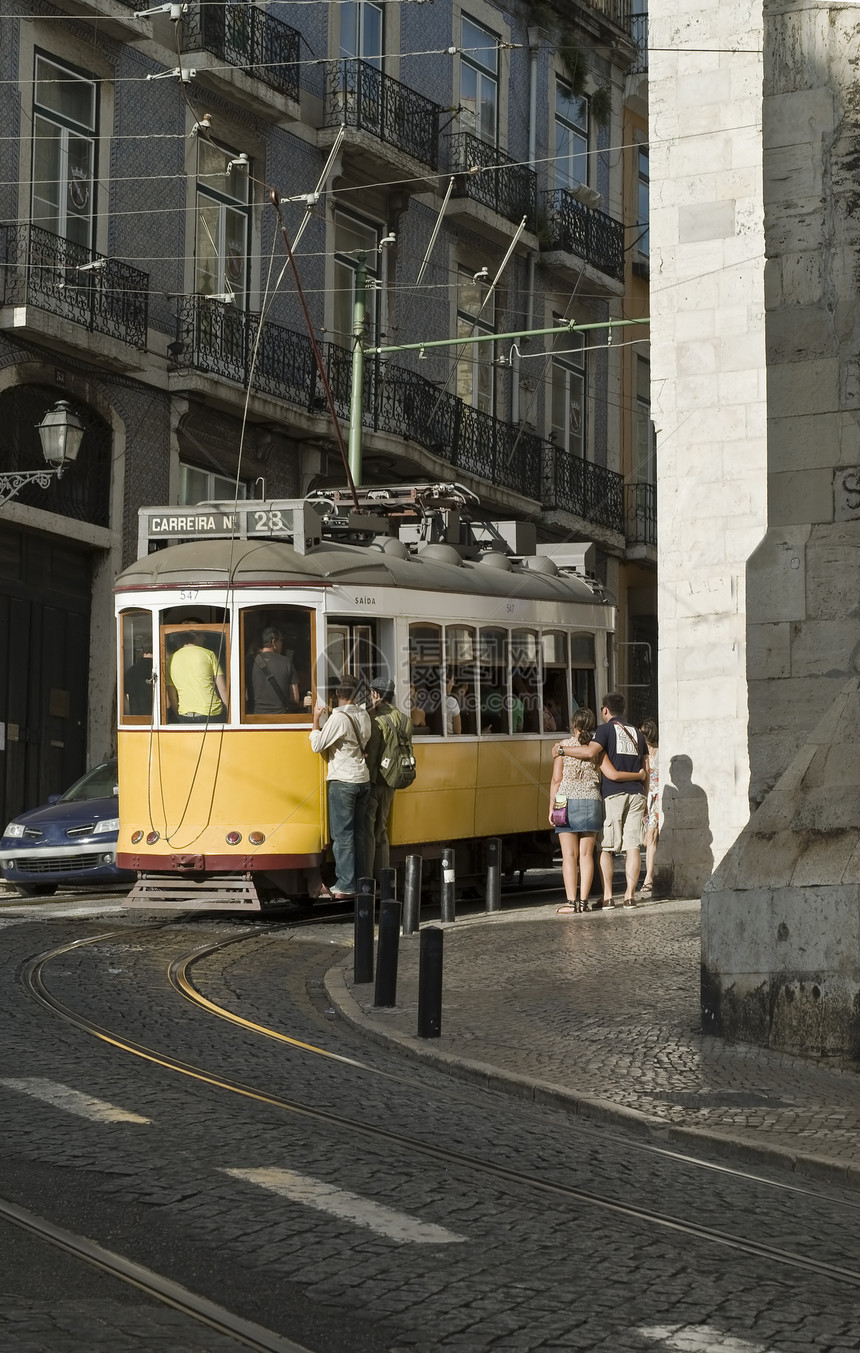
[179,589,199,602]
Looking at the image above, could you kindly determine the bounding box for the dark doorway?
[0,526,92,824]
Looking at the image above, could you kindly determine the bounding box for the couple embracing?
[548,691,649,913]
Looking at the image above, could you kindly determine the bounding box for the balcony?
[625,480,656,549]
[173,297,548,504]
[321,60,442,176]
[448,134,537,236]
[541,189,625,287]
[542,446,625,536]
[1,224,149,351]
[182,3,300,112]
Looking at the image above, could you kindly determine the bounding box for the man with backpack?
[364,676,415,885]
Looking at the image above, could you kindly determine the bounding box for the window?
[409,623,443,735]
[162,622,230,723]
[120,610,154,723]
[637,144,649,257]
[635,356,655,484]
[478,627,509,734]
[446,626,477,735]
[551,324,586,458]
[179,463,248,505]
[32,55,96,248]
[570,633,596,715]
[541,632,569,733]
[511,629,540,733]
[555,82,588,192]
[333,212,379,350]
[460,16,497,144]
[241,606,314,722]
[456,267,494,415]
[324,621,373,705]
[195,140,250,306]
[340,0,383,65]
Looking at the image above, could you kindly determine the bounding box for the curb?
[324,956,860,1193]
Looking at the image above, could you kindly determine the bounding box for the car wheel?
[15,883,58,897]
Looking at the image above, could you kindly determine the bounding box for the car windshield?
[59,761,119,803]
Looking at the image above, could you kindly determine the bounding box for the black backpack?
[377,710,416,789]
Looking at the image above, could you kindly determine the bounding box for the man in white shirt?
[309,674,371,897]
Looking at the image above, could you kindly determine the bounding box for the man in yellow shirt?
[167,631,228,722]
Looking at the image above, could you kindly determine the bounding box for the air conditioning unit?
[571,183,601,210]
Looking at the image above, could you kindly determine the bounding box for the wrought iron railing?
[542,446,625,534]
[541,189,625,283]
[629,9,648,72]
[1,224,149,349]
[448,133,537,229]
[175,298,628,528]
[581,0,636,37]
[184,2,300,101]
[625,480,656,546]
[323,60,441,169]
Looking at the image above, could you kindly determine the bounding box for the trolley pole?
[347,252,367,486]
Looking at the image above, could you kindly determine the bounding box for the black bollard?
[417,926,443,1038]
[485,837,501,912]
[440,845,456,923]
[374,899,401,1008]
[380,865,397,902]
[403,854,422,935]
[354,877,375,985]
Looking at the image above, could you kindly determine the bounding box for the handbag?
[550,796,568,827]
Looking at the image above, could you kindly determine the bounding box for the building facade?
[0,0,652,824]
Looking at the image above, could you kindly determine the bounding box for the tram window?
[161,622,230,723]
[322,622,374,708]
[241,606,314,722]
[570,633,597,716]
[478,627,510,734]
[542,631,569,733]
[120,610,154,723]
[445,626,477,734]
[409,623,442,735]
[511,629,540,734]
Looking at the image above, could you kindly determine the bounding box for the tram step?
[124,875,261,910]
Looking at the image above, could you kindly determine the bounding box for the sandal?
[556,902,581,915]
[638,883,653,899]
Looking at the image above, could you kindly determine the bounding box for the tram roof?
[115,538,609,607]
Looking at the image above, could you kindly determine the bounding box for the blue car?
[0,759,134,897]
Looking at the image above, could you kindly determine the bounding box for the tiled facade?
[0,0,653,820]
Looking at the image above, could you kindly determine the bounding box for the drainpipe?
[516,25,542,431]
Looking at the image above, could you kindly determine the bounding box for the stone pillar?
[649,0,768,891]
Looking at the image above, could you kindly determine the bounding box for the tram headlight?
[146,830,160,845]
[225,831,242,845]
[248,831,266,845]
[131,830,144,844]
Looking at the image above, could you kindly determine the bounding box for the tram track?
[0,1194,312,1353]
[18,925,860,1291]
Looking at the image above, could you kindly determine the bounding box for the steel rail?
[20,932,860,1287]
[172,929,860,1213]
[0,1193,313,1353]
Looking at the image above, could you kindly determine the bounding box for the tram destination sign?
[138,501,323,557]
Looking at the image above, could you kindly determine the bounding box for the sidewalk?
[325,897,860,1189]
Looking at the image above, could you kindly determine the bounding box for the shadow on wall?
[656,754,714,899]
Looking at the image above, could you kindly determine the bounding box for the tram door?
[0,527,91,825]
[324,623,373,702]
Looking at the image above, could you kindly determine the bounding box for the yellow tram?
[115,486,614,908]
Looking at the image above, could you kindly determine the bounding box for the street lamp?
[0,399,85,508]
